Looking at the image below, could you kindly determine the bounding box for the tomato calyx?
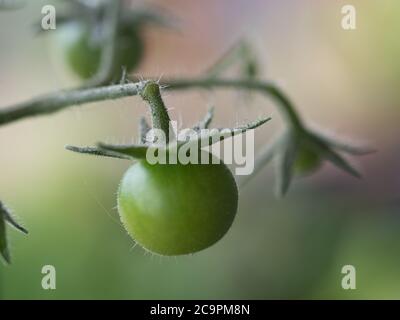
[66,81,271,162]
[253,126,376,196]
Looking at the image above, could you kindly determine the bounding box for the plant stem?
[0,78,302,129]
[165,78,302,129]
[0,82,145,126]
[139,81,171,143]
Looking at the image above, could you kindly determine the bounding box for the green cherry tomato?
[57,22,143,80]
[117,156,238,255]
[294,145,322,175]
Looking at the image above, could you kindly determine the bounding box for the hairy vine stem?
[165,78,302,129]
[140,81,172,143]
[0,78,301,129]
[0,82,145,126]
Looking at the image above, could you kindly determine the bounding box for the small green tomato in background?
[118,156,238,255]
[294,144,322,175]
[57,22,143,80]
[47,2,174,82]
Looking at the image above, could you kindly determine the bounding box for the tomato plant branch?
[0,78,301,129]
[0,82,145,126]
[164,78,302,129]
[0,201,27,264]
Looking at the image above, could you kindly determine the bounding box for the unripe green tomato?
[57,22,143,80]
[117,156,238,255]
[294,146,322,175]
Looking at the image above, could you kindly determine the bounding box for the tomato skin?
[117,157,238,255]
[59,23,143,80]
[65,25,101,79]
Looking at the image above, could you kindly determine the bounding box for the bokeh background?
[0,0,399,299]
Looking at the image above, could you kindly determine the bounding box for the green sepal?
[310,135,361,178]
[139,117,151,144]
[192,107,214,132]
[311,130,376,156]
[275,132,298,196]
[0,209,10,264]
[66,145,133,160]
[0,202,28,264]
[97,143,151,160]
[181,116,271,147]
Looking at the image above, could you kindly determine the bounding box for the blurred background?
[0,0,399,299]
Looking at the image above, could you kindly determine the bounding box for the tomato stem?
[139,81,172,143]
[164,78,302,130]
[0,78,300,128]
